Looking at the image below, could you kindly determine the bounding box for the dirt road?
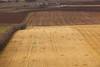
[0,25,100,67]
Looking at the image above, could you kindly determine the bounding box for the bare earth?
[0,25,100,67]
[0,12,28,26]
[25,11,100,26]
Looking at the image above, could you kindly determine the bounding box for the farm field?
[0,2,36,8]
[90,12,100,19]
[66,5,100,7]
[25,11,100,26]
[0,12,28,26]
[55,5,100,8]
[0,25,100,67]
[0,10,100,67]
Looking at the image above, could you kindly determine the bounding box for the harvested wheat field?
[0,25,100,67]
[25,11,100,26]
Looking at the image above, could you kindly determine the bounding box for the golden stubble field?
[0,25,100,67]
[0,11,100,67]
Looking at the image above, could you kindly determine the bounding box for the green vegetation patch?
[0,27,8,32]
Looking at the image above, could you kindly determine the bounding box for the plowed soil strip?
[0,25,100,67]
[25,11,100,26]
[0,12,28,26]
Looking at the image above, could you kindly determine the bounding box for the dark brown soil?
[90,12,100,18]
[25,11,100,26]
[1,6,100,26]
[33,6,100,12]
[0,12,28,26]
[72,1,100,5]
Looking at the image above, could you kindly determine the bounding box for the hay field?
[0,25,100,67]
[25,11,100,26]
